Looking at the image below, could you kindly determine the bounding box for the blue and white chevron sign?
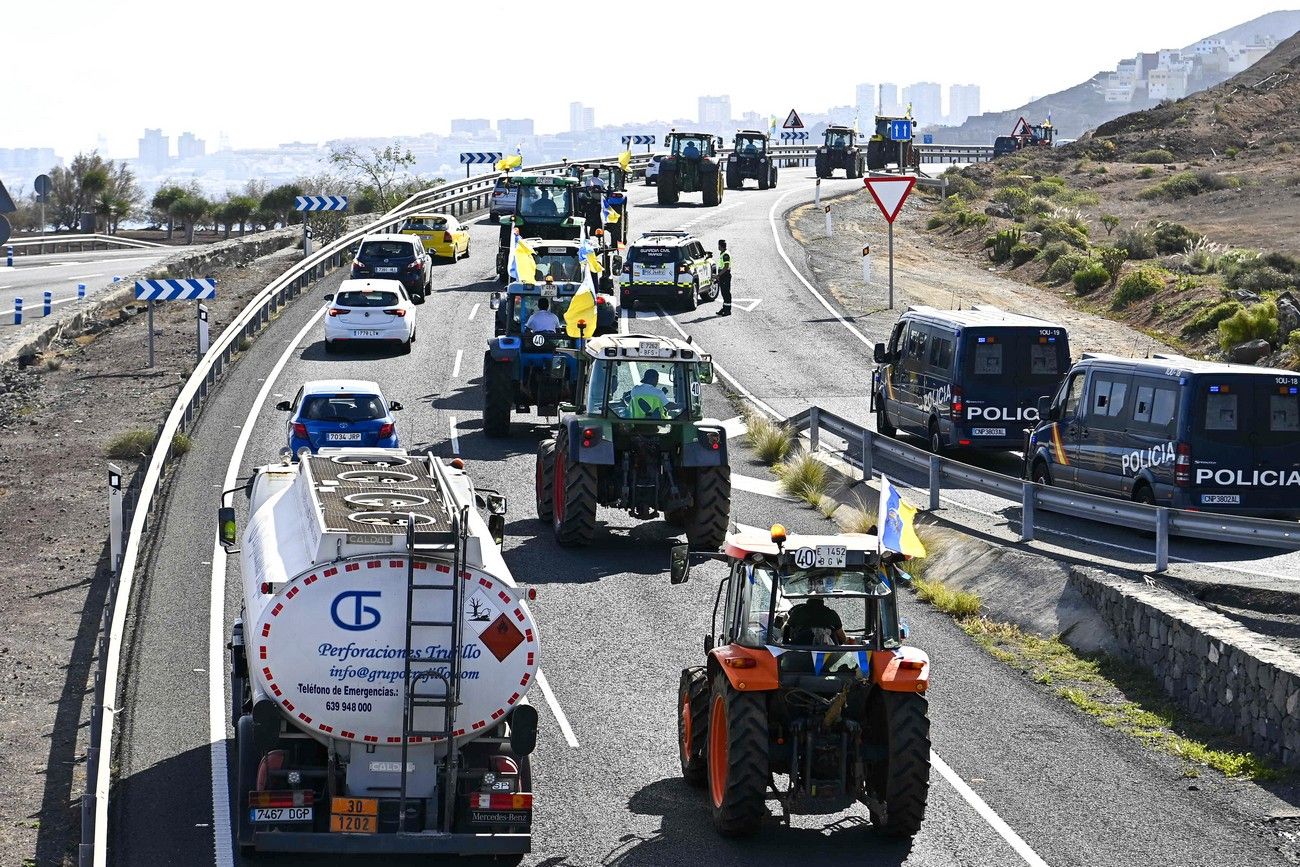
[459,152,503,165]
[134,278,217,301]
[780,131,809,142]
[294,195,349,212]
[621,135,655,145]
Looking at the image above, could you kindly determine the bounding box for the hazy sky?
[7,1,1294,157]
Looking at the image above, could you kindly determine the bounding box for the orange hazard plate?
[330,796,378,833]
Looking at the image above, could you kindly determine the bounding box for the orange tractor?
[670,524,930,837]
[993,116,1056,157]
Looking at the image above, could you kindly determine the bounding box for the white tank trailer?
[220,449,539,858]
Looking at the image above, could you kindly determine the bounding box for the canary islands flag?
[496,143,523,172]
[877,475,926,558]
[564,272,598,339]
[618,149,632,172]
[507,228,536,284]
[579,237,603,274]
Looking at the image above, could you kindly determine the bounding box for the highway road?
[111,176,1300,866]
[0,248,181,327]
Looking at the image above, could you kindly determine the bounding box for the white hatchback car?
[323,279,418,354]
[644,154,664,185]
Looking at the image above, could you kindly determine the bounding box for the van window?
[1203,392,1238,431]
[1129,378,1179,431]
[972,341,1002,376]
[1061,372,1085,417]
[887,322,905,356]
[1030,343,1060,376]
[1271,392,1300,432]
[1089,376,1129,419]
[906,326,928,362]
[929,335,953,370]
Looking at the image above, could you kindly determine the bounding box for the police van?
[620,230,717,311]
[1026,353,1300,517]
[871,305,1071,453]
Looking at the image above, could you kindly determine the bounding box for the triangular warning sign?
[864,176,917,224]
[0,180,15,214]
[782,109,804,130]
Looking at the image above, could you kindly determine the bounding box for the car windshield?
[402,217,445,232]
[586,358,697,420]
[518,185,572,219]
[826,131,852,148]
[533,250,582,281]
[672,136,711,157]
[336,290,399,307]
[358,241,414,259]
[300,394,386,421]
[736,136,766,153]
[751,565,884,647]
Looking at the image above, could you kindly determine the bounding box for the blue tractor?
[483,279,618,438]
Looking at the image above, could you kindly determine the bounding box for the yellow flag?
[514,237,536,284]
[585,252,603,273]
[618,150,632,171]
[564,280,598,338]
[496,153,523,172]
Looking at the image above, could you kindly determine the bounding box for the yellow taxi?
[399,213,470,260]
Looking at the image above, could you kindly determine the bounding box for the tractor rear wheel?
[482,352,513,438]
[678,667,709,787]
[684,466,730,549]
[658,172,679,205]
[867,692,931,839]
[770,167,778,188]
[757,170,769,191]
[815,153,830,179]
[535,439,556,522]
[702,171,721,207]
[726,169,741,190]
[707,673,768,836]
[552,428,597,546]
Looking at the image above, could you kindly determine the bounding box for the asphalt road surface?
[0,248,179,331]
[112,177,1300,866]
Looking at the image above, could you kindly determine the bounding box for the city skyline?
[4,1,1290,157]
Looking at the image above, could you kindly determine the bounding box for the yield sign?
[782,109,804,130]
[864,176,917,224]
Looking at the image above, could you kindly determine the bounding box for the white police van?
[1027,353,1300,517]
[871,305,1071,453]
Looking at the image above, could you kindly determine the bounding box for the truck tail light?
[249,790,314,808]
[581,427,600,448]
[1174,443,1191,486]
[468,793,533,810]
[292,422,308,438]
[351,260,366,272]
[701,431,721,450]
[950,386,964,419]
[378,423,394,439]
[383,308,407,317]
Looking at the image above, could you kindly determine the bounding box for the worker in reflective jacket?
[717,239,732,316]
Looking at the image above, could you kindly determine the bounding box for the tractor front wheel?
[684,466,730,549]
[535,439,556,522]
[707,674,768,837]
[867,692,931,839]
[678,667,709,787]
[552,429,597,546]
[482,352,513,438]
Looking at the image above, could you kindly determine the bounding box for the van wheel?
[875,396,896,438]
[1133,483,1155,506]
[927,421,944,456]
[1031,460,1051,487]
[685,280,699,311]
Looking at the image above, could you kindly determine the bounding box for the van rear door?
[1187,374,1300,515]
[960,327,1069,443]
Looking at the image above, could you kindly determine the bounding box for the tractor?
[726,130,778,190]
[670,524,931,838]
[657,131,725,207]
[534,333,730,547]
[483,276,617,437]
[815,125,865,179]
[496,176,585,281]
[866,116,914,171]
[993,116,1056,157]
[570,161,632,245]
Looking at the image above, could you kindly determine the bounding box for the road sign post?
[44,290,51,316]
[783,109,804,130]
[862,245,872,286]
[6,245,12,267]
[197,303,210,360]
[34,174,51,233]
[863,176,917,309]
[824,205,832,238]
[13,297,21,325]
[294,195,348,257]
[108,464,123,573]
[814,178,821,206]
[135,278,218,368]
[78,283,86,300]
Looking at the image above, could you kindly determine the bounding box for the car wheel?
[685,280,699,311]
[324,339,338,354]
[928,420,944,456]
[400,337,412,355]
[1031,460,1051,487]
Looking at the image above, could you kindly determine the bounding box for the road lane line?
[452,349,463,378]
[468,303,480,321]
[70,273,105,280]
[449,416,460,454]
[208,305,328,867]
[534,668,579,748]
[931,752,1051,867]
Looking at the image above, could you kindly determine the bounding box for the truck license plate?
[250,807,312,823]
[972,427,1006,436]
[1201,494,1240,505]
[326,432,362,441]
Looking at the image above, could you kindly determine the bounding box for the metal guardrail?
[792,406,1300,572]
[80,150,653,866]
[5,233,167,253]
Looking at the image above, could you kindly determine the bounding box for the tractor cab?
[865,116,913,171]
[496,176,585,280]
[727,131,778,190]
[817,126,865,178]
[578,335,714,424]
[823,125,856,151]
[733,131,768,156]
[670,523,931,838]
[658,131,726,206]
[571,162,631,243]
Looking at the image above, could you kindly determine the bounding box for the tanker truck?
[217,448,539,858]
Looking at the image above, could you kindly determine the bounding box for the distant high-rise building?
[569,102,595,134]
[498,118,535,139]
[450,118,491,136]
[904,82,942,125]
[138,128,169,167]
[948,84,980,125]
[878,83,900,116]
[855,82,877,117]
[178,131,206,160]
[698,95,731,126]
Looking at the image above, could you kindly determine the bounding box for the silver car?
[490,177,519,218]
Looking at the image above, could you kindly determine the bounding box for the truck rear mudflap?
[252,829,530,855]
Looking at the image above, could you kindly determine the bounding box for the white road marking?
[931,752,1051,867]
[70,273,105,280]
[468,303,480,321]
[731,473,793,500]
[535,668,579,748]
[449,416,460,454]
[452,349,463,378]
[619,307,629,334]
[731,298,763,313]
[720,416,747,439]
[208,305,328,867]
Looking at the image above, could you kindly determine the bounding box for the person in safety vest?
[629,368,669,419]
[717,239,732,316]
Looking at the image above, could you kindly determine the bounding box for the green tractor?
[496,176,585,282]
[726,130,778,190]
[657,131,726,207]
[815,125,864,179]
[535,333,731,548]
[866,116,914,171]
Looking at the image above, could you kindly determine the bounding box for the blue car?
[275,379,403,457]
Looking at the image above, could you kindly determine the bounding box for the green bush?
[1028,178,1066,198]
[926,215,947,230]
[1046,251,1092,283]
[1037,241,1071,266]
[1010,243,1038,266]
[1131,148,1175,164]
[1056,188,1101,207]
[1137,167,1157,179]
[1216,249,1260,287]
[1182,301,1243,336]
[991,186,1030,208]
[1096,245,1129,286]
[1112,267,1166,310]
[1029,217,1089,249]
[1218,301,1278,350]
[1182,237,1222,275]
[1218,250,1297,293]
[944,175,982,200]
[1023,195,1056,216]
[1100,214,1120,236]
[987,228,1022,263]
[1073,262,1110,295]
[1116,225,1157,260]
[106,428,157,459]
[1150,222,1197,255]
[1137,170,1231,201]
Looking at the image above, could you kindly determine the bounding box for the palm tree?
[227,195,257,236]
[169,195,209,245]
[152,185,188,239]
